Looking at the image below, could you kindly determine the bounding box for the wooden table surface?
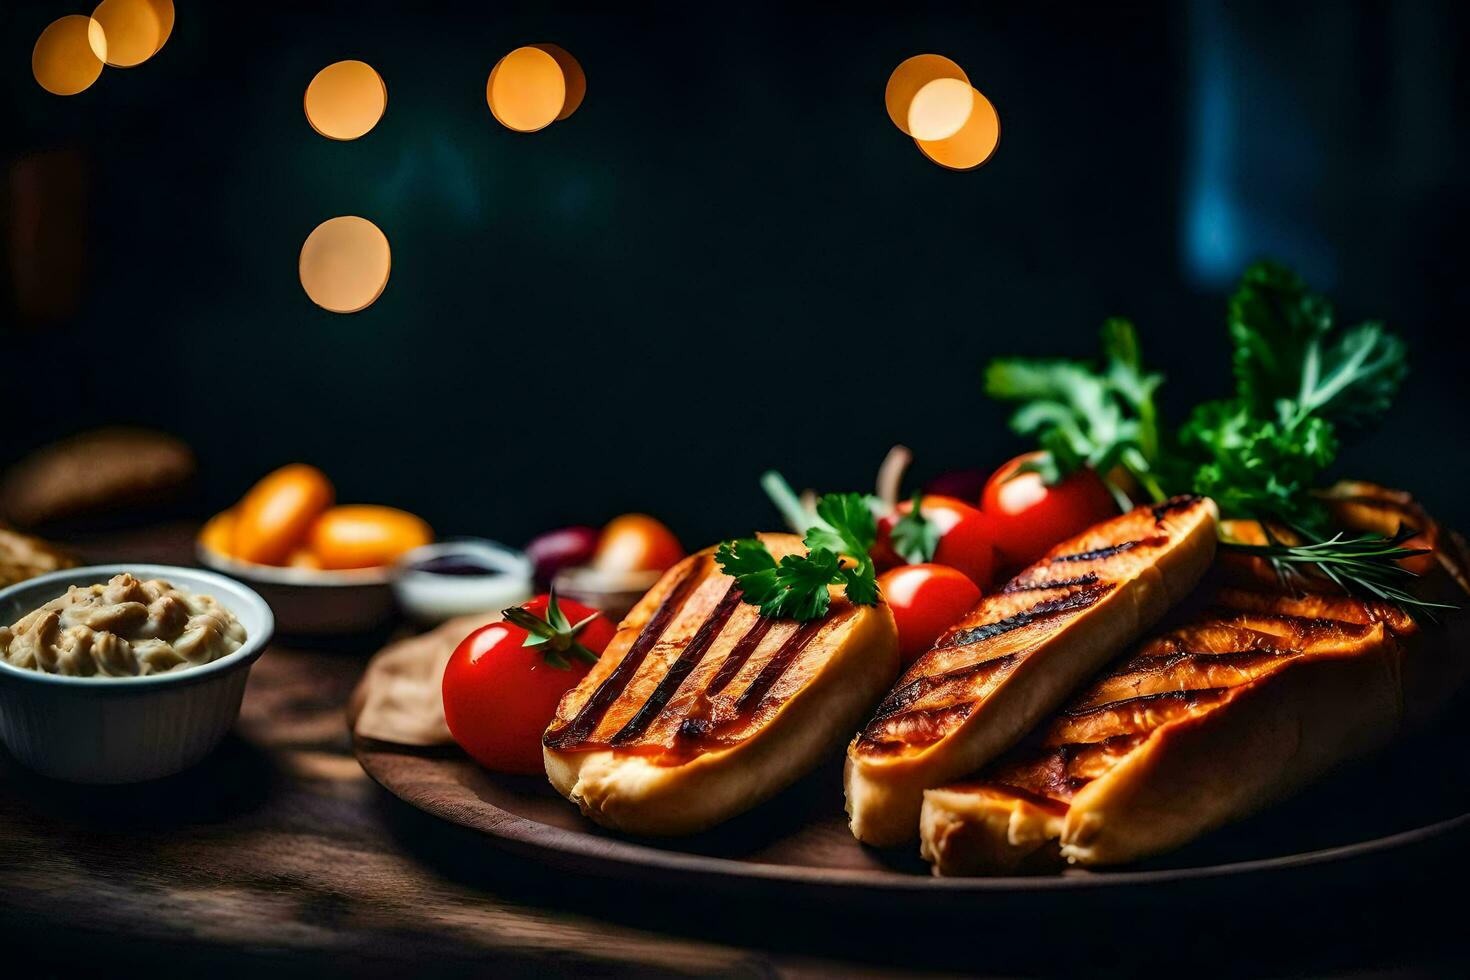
[3,524,1470,977]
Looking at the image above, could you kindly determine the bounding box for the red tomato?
[593,513,684,574]
[980,453,1118,569]
[442,594,616,774]
[879,564,982,667]
[874,495,996,589]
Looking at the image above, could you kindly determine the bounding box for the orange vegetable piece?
[233,464,335,566]
[308,505,432,570]
[592,513,684,573]
[198,509,237,558]
[288,548,322,570]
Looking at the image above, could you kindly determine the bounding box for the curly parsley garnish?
[984,260,1441,618]
[716,491,879,621]
[985,317,1165,505]
[1177,261,1408,532]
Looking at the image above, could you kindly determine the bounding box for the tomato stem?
[500,590,603,669]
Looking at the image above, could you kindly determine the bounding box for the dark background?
[4,1,1469,549]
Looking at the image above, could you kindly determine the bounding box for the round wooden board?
[356,708,1470,909]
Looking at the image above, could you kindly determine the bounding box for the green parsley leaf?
[1226,260,1407,435]
[716,488,882,621]
[984,318,1164,500]
[889,491,940,564]
[714,537,778,577]
[1176,399,1337,531]
[1227,261,1334,414]
[807,491,878,558]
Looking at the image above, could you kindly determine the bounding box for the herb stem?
[761,470,818,534]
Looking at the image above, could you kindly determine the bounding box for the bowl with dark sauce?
[391,540,533,624]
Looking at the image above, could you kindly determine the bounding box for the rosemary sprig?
[1218,526,1454,619]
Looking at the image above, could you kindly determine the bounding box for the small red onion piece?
[924,468,990,503]
[525,525,601,591]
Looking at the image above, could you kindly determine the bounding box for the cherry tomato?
[233,463,334,565]
[980,453,1117,569]
[874,495,996,589]
[879,564,982,667]
[442,594,616,774]
[593,513,684,573]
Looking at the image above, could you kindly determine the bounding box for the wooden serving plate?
[356,696,1470,909]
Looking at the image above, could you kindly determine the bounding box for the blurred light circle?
[147,0,175,55]
[32,16,106,96]
[89,0,170,67]
[304,60,387,140]
[916,87,1001,171]
[299,216,391,314]
[884,54,967,136]
[907,77,974,142]
[486,46,566,133]
[531,43,586,120]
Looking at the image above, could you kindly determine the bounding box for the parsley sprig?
[716,490,880,621]
[983,260,1441,618]
[1177,261,1407,532]
[985,318,1165,505]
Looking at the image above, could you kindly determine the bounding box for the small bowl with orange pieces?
[197,464,433,637]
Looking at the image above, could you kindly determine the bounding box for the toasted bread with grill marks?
[845,496,1218,846]
[543,534,899,836]
[920,482,1470,874]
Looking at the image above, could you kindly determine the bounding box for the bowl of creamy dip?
[0,564,274,783]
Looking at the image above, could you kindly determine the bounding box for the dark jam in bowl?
[409,554,500,577]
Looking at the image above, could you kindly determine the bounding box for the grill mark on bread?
[667,614,779,748]
[1060,686,1231,720]
[669,612,844,757]
[868,652,1020,723]
[938,584,1114,649]
[1046,539,1147,564]
[732,615,832,716]
[1002,572,1101,594]
[707,615,775,697]
[857,498,1218,764]
[1151,494,1202,522]
[857,702,976,755]
[544,559,707,749]
[609,582,743,746]
[960,590,1400,811]
[1114,646,1298,675]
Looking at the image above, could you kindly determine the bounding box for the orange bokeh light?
[486,46,566,133]
[531,43,586,120]
[299,216,392,314]
[907,76,974,142]
[89,0,172,68]
[884,54,967,137]
[32,15,106,96]
[304,60,387,141]
[915,87,1001,171]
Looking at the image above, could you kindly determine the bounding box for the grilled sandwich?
[920,483,1470,873]
[543,533,900,836]
[846,496,1218,846]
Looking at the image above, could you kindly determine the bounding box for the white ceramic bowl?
[391,539,533,624]
[197,545,392,637]
[0,564,274,784]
